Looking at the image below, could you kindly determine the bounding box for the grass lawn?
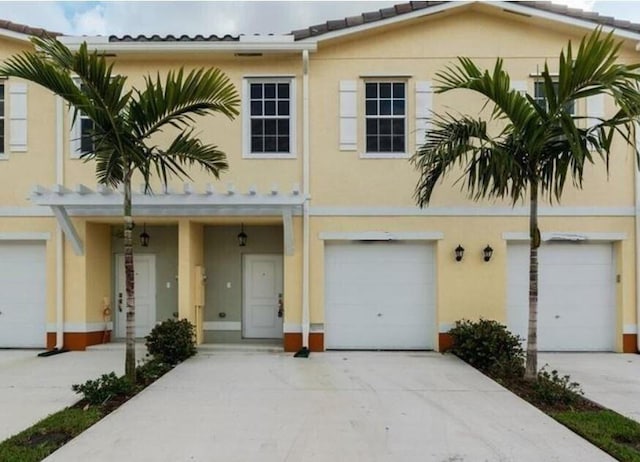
[0,407,104,462]
[552,410,640,462]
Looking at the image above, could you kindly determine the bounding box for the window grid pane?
[534,80,574,114]
[249,81,291,153]
[365,81,406,153]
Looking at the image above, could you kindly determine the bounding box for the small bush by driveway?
[540,353,640,423]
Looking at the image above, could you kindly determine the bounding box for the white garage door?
[0,242,47,348]
[507,242,615,351]
[325,242,436,350]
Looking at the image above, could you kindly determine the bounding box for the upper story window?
[0,84,5,155]
[79,109,94,154]
[70,81,95,158]
[365,81,406,155]
[533,81,575,115]
[243,77,295,158]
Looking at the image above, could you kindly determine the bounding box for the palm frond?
[128,67,240,140]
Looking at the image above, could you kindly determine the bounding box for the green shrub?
[72,372,134,405]
[533,365,583,406]
[136,358,173,386]
[448,318,524,379]
[145,318,197,365]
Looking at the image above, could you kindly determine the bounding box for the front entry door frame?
[115,254,156,339]
[242,254,284,339]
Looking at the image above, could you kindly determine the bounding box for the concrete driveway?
[540,352,640,422]
[0,346,143,442]
[45,350,613,462]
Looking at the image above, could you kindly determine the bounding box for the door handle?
[277,293,284,318]
[118,293,123,312]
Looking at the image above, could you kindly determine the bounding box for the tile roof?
[291,1,640,40]
[0,19,60,38]
[109,33,239,43]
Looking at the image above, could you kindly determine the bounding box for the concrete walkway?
[0,346,143,442]
[46,350,613,462]
[540,352,640,422]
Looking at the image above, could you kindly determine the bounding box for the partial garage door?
[507,242,615,351]
[0,241,47,348]
[325,241,436,349]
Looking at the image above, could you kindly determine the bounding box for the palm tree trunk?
[123,169,136,383]
[525,182,540,379]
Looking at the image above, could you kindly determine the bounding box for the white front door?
[243,254,283,339]
[0,242,46,348]
[115,254,156,338]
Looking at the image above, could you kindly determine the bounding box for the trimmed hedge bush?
[448,318,524,379]
[145,318,197,365]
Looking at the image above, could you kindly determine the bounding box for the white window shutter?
[415,81,433,147]
[9,83,27,152]
[511,80,527,96]
[586,94,604,128]
[339,80,357,151]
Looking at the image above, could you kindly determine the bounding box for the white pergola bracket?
[51,205,84,256]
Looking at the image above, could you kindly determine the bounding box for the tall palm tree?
[0,37,240,382]
[411,29,640,379]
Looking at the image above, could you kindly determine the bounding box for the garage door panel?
[507,242,614,351]
[325,242,435,350]
[0,242,47,348]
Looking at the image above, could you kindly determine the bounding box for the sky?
[0,1,637,37]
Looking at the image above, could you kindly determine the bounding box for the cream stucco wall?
[1,3,639,350]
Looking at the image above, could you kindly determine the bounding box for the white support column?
[283,209,294,256]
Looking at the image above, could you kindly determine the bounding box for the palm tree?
[411,29,640,379]
[0,37,240,382]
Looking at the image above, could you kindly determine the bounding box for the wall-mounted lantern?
[483,244,494,262]
[139,223,150,247]
[454,244,464,262]
[237,223,248,247]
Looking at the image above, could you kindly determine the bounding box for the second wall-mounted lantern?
[237,223,248,247]
[483,245,494,262]
[454,244,465,262]
[139,223,150,247]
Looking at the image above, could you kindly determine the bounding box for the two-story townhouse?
[1,1,640,354]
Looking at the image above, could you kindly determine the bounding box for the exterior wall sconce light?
[139,223,150,247]
[237,223,248,247]
[454,244,464,262]
[483,244,494,262]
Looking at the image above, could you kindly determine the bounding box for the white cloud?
[551,0,596,10]
[72,4,108,36]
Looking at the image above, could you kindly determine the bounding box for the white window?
[70,81,95,158]
[364,81,406,156]
[534,81,575,115]
[79,105,94,154]
[0,84,5,155]
[243,78,295,158]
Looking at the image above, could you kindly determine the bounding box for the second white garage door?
[507,242,615,351]
[324,242,436,350]
[0,241,47,348]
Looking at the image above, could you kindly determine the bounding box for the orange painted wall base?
[283,333,324,352]
[46,331,112,351]
[623,334,638,353]
[438,333,454,352]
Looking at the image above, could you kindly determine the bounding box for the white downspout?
[301,49,311,350]
[635,122,640,352]
[55,95,65,350]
